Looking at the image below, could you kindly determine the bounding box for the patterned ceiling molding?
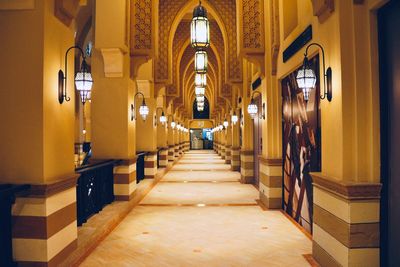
[311,0,335,21]
[55,0,80,26]
[130,0,157,78]
[237,0,265,77]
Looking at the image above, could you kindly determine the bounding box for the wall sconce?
[223,118,229,128]
[247,91,265,120]
[132,92,149,121]
[296,43,332,102]
[232,111,238,125]
[156,107,167,126]
[171,119,176,129]
[58,46,93,104]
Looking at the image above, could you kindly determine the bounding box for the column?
[135,79,158,179]
[92,0,136,201]
[0,1,79,265]
[240,61,255,184]
[311,174,381,267]
[225,117,232,164]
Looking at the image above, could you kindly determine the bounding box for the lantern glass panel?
[195,73,207,87]
[195,51,207,74]
[191,17,210,48]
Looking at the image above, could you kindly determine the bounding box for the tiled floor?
[81,150,312,267]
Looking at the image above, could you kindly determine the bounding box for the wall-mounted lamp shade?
[196,95,205,103]
[139,99,149,121]
[195,51,207,74]
[231,112,238,125]
[195,73,207,87]
[58,46,93,105]
[223,120,229,128]
[160,111,167,125]
[191,3,210,49]
[296,57,317,102]
[297,43,333,102]
[171,121,176,129]
[247,98,258,119]
[75,59,93,104]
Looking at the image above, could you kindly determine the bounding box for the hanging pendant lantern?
[195,73,207,87]
[191,1,210,49]
[231,112,238,125]
[196,95,205,103]
[195,86,205,96]
[195,51,208,74]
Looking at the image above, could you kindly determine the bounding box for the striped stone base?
[259,157,282,209]
[12,175,79,266]
[221,145,226,160]
[240,150,254,183]
[145,152,157,178]
[168,145,175,162]
[114,158,137,201]
[225,146,232,164]
[174,145,179,161]
[217,144,222,156]
[311,173,381,267]
[231,147,240,171]
[158,148,168,167]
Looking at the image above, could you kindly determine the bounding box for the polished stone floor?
[81,150,312,267]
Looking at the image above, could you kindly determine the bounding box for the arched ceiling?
[155,0,242,116]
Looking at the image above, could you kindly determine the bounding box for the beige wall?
[0,0,75,184]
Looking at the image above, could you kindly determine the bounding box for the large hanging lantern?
[195,51,208,74]
[195,73,207,87]
[138,99,149,121]
[191,1,210,49]
[196,95,205,103]
[296,57,317,102]
[195,86,205,96]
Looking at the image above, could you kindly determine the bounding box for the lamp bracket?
[304,42,332,102]
[59,46,85,104]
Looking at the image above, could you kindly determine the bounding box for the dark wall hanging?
[281,54,321,234]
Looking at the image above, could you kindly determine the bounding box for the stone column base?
[221,145,226,160]
[114,158,137,201]
[158,148,168,167]
[240,150,254,183]
[144,152,157,178]
[174,145,179,161]
[231,147,240,171]
[168,145,175,162]
[311,173,381,267]
[225,146,232,164]
[259,157,282,209]
[12,176,79,266]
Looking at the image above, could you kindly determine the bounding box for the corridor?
[81,151,312,267]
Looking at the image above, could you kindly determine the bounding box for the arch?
[167,0,230,83]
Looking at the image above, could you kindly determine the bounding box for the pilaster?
[259,157,282,209]
[114,158,137,201]
[240,150,254,183]
[311,173,381,267]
